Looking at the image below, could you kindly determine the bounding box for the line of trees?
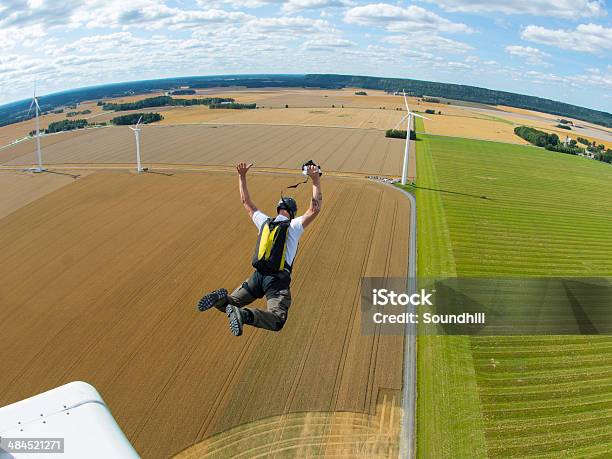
[514,125,612,163]
[170,89,196,95]
[102,96,235,111]
[110,113,163,125]
[44,119,89,134]
[209,103,256,109]
[514,126,561,148]
[385,129,407,139]
[577,137,590,145]
[66,109,91,117]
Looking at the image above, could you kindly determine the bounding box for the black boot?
[226,304,245,336]
[197,288,228,312]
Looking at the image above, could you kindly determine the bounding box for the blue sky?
[0,0,610,111]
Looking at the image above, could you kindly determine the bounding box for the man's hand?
[302,165,322,229]
[236,162,253,177]
[236,162,257,218]
[306,164,320,181]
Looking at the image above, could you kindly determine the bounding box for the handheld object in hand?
[302,159,322,176]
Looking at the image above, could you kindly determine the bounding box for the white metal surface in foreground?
[0,381,139,459]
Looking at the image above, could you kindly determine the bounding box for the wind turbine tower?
[394,90,429,185]
[129,116,145,173]
[27,88,47,173]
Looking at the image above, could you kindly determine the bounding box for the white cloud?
[505,45,550,65]
[282,0,353,13]
[0,0,80,29]
[344,3,473,34]
[521,23,612,53]
[205,0,353,11]
[70,1,253,30]
[569,66,612,89]
[242,15,338,34]
[426,0,607,19]
[523,66,612,90]
[301,37,355,50]
[384,34,472,54]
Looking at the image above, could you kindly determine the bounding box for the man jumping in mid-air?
[197,162,322,336]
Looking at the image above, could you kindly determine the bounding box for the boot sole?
[226,304,243,336]
[197,288,228,312]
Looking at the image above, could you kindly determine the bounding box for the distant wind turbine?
[26,86,47,173]
[129,116,145,173]
[394,90,429,185]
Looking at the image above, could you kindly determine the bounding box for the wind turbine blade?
[26,99,35,118]
[393,114,410,130]
[136,115,143,127]
[412,113,431,120]
[34,97,41,110]
[402,89,410,111]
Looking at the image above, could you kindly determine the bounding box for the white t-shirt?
[252,210,304,268]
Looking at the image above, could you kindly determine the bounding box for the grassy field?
[408,133,612,457]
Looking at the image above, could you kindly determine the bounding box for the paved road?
[386,115,418,458]
[387,182,416,459]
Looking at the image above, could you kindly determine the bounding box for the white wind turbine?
[394,90,429,185]
[129,116,145,173]
[26,86,47,173]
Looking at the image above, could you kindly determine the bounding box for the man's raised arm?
[301,165,322,229]
[236,162,258,218]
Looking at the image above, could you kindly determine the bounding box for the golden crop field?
[0,169,84,219]
[0,101,105,147]
[161,106,406,130]
[421,113,530,145]
[2,124,406,176]
[0,171,409,458]
[498,104,612,134]
[86,106,406,131]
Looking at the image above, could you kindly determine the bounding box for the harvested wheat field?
[0,169,85,219]
[0,170,409,458]
[82,103,406,130]
[3,124,405,176]
[177,390,402,458]
[421,113,529,144]
[157,106,406,130]
[0,101,105,147]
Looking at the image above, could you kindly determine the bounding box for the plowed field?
[2,124,405,176]
[0,171,409,458]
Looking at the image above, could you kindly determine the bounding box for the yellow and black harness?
[252,218,292,275]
